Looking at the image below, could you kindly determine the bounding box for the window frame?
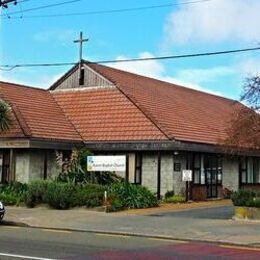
[240,156,260,185]
[134,153,142,185]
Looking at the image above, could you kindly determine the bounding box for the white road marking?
[0,252,57,260]
[149,238,188,243]
[95,233,130,238]
[41,229,71,234]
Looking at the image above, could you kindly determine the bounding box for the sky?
[0,0,260,99]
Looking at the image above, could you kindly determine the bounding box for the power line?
[96,46,260,64]
[0,46,260,71]
[0,62,77,71]
[3,0,212,19]
[1,0,81,17]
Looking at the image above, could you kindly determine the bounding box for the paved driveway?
[148,206,234,220]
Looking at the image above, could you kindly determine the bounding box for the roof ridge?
[88,62,237,104]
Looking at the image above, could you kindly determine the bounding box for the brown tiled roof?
[86,63,241,145]
[0,81,81,142]
[52,87,167,141]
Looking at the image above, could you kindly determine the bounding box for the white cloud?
[33,29,75,44]
[110,52,223,96]
[239,58,260,76]
[163,0,260,46]
[111,52,165,78]
[175,66,236,84]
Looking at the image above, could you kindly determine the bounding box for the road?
[148,206,234,219]
[0,226,259,259]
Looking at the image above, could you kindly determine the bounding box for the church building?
[0,61,259,200]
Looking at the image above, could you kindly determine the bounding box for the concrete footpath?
[2,200,260,248]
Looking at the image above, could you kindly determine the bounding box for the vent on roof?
[79,67,85,86]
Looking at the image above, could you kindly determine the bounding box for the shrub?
[165,190,174,199]
[164,195,186,204]
[107,183,158,212]
[106,196,124,213]
[44,182,77,209]
[72,184,105,208]
[0,182,28,206]
[245,198,260,208]
[231,190,255,206]
[0,193,19,205]
[24,180,50,207]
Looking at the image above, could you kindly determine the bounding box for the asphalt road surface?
[0,225,259,260]
[148,206,234,219]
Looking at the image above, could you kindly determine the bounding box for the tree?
[0,100,11,132]
[225,76,260,152]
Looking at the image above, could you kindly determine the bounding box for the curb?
[1,220,30,227]
[2,220,260,250]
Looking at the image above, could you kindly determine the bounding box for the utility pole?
[73,32,88,86]
[0,0,17,9]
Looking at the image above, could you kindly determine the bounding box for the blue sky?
[0,0,260,99]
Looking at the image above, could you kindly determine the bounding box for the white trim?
[0,252,57,260]
[50,85,116,93]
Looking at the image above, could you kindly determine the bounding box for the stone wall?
[128,153,135,183]
[173,154,186,195]
[14,149,59,183]
[141,153,187,196]
[47,150,60,179]
[15,150,30,183]
[142,154,158,194]
[160,155,174,196]
[29,150,45,180]
[222,156,239,191]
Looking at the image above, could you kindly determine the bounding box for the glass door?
[205,155,218,198]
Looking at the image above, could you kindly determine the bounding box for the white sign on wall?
[87,155,126,172]
[182,170,192,182]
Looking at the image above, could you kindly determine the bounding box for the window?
[240,157,260,184]
[217,157,223,185]
[193,154,206,184]
[134,153,142,184]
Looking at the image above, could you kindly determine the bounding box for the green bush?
[24,180,50,208]
[165,190,174,199]
[0,193,19,205]
[164,195,186,203]
[231,190,260,208]
[231,190,255,206]
[0,182,28,206]
[106,196,124,213]
[45,182,76,209]
[72,184,105,208]
[107,183,158,212]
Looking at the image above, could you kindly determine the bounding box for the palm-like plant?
[0,100,11,131]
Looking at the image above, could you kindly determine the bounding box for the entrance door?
[205,155,218,198]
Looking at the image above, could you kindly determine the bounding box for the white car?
[0,201,5,221]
